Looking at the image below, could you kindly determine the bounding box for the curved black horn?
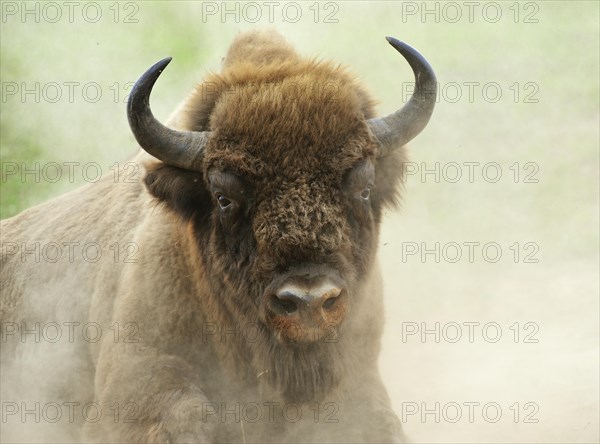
[127,57,209,170]
[368,37,437,155]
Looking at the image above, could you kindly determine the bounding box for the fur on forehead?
[180,30,379,179]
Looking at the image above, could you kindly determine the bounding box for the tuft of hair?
[221,29,299,69]
[180,29,376,138]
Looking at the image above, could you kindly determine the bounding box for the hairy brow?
[344,159,375,190]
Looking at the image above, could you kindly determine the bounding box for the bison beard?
[1,29,436,443]
[253,325,344,402]
[191,207,354,404]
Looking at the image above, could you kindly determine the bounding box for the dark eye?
[216,193,232,209]
[360,187,371,200]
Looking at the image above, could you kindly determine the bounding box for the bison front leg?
[85,344,215,443]
[340,373,404,443]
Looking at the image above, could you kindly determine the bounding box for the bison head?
[127,31,436,401]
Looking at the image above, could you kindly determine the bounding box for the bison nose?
[270,282,345,324]
[264,274,348,343]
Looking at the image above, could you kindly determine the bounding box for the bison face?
[144,144,397,402]
[131,33,435,400]
[203,156,378,344]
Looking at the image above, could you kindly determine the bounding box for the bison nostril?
[271,294,299,315]
[322,295,338,311]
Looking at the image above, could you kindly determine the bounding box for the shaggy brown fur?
[1,30,409,443]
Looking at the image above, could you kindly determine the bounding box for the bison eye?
[215,193,232,209]
[360,187,371,200]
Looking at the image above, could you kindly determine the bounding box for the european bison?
[0,30,436,443]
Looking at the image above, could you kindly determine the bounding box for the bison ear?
[144,162,212,221]
[374,147,408,210]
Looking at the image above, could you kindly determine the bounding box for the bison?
[0,30,436,443]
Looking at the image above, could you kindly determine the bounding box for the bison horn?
[127,57,209,170]
[368,37,437,156]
